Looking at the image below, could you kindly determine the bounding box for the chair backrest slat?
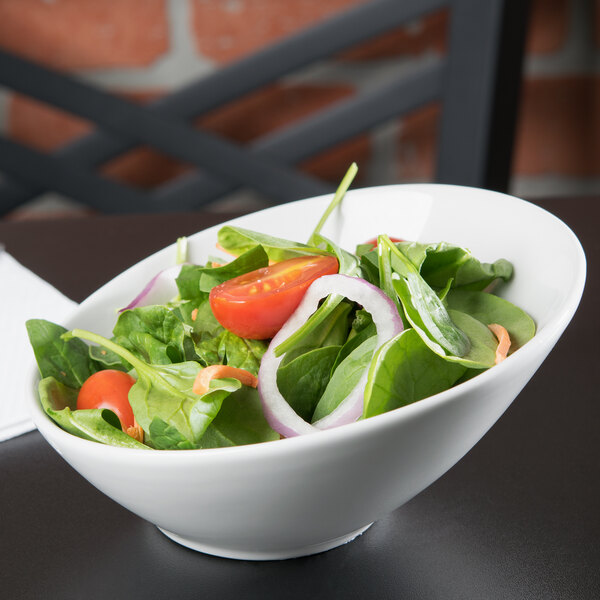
[0,0,530,216]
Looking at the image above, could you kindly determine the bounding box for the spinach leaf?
[380,234,470,357]
[277,345,341,421]
[359,250,380,285]
[391,268,471,358]
[273,234,358,357]
[445,289,536,350]
[112,305,186,365]
[176,245,269,298]
[147,418,195,450]
[38,376,148,449]
[397,241,513,291]
[359,241,513,293]
[188,299,267,375]
[64,329,238,447]
[309,233,360,278]
[196,387,280,448]
[281,300,352,365]
[216,331,267,375]
[363,329,467,418]
[217,226,325,262]
[312,336,378,423]
[26,319,98,389]
[175,266,207,302]
[331,320,376,374]
[434,309,497,368]
[89,345,127,371]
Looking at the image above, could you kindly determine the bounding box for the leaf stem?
[176,237,188,265]
[64,328,145,372]
[309,162,358,243]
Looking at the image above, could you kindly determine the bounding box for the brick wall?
[0,0,597,218]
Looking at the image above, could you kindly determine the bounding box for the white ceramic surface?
[27,185,586,560]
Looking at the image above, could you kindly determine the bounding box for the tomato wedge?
[209,254,338,339]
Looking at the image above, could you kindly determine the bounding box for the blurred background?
[0,0,597,220]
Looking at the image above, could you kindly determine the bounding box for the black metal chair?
[0,0,530,216]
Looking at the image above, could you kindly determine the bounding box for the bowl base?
[158,522,373,561]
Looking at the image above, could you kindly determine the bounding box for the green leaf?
[65,329,240,447]
[331,319,376,374]
[272,238,358,358]
[89,345,127,371]
[217,331,267,376]
[397,240,513,291]
[358,250,380,285]
[38,377,148,449]
[363,329,467,418]
[175,265,207,302]
[392,273,470,357]
[200,245,269,291]
[280,300,352,365]
[177,245,269,298]
[359,240,513,293]
[26,319,98,389]
[277,345,341,421]
[442,309,498,368]
[217,226,326,262]
[309,233,360,277]
[312,336,377,423]
[113,305,186,365]
[445,289,536,351]
[196,387,279,448]
[380,236,470,357]
[148,418,195,450]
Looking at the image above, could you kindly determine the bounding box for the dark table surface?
[0,198,598,600]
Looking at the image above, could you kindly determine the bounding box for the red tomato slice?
[209,254,338,339]
[364,236,404,248]
[77,370,136,430]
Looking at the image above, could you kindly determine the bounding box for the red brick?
[525,0,570,55]
[8,94,92,152]
[8,82,371,188]
[300,136,370,184]
[513,76,597,177]
[199,83,354,140]
[7,91,187,189]
[340,10,448,60]
[397,103,440,181]
[0,0,168,70]
[190,0,365,64]
[198,82,370,183]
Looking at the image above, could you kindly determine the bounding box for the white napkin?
[0,249,77,441]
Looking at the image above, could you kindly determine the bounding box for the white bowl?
[28,184,586,560]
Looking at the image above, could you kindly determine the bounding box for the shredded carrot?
[193,365,258,395]
[488,323,511,364]
[191,308,198,321]
[215,243,237,257]
[125,422,144,443]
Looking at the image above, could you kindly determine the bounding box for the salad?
[26,165,535,450]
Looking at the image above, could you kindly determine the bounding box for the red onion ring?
[258,274,403,437]
[118,265,184,312]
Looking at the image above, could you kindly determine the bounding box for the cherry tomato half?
[209,254,339,339]
[77,369,136,430]
[364,236,404,248]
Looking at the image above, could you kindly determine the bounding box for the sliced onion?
[257,274,403,437]
[119,265,184,312]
